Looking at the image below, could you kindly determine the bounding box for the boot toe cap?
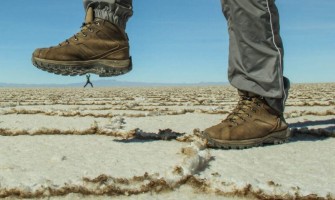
[204,124,231,140]
[32,48,41,58]
[32,48,50,59]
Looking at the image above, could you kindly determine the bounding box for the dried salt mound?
[104,116,126,130]
[1,107,231,119]
[285,109,335,119]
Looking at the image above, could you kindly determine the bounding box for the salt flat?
[0,83,334,199]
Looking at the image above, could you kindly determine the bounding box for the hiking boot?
[32,7,132,77]
[202,91,290,149]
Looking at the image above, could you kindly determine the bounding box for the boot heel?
[265,129,291,144]
[97,57,133,77]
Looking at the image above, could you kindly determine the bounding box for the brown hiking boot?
[32,7,132,77]
[202,91,290,149]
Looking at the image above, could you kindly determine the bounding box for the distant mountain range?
[0,80,228,88]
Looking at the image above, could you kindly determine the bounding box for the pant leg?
[83,0,133,30]
[221,0,289,113]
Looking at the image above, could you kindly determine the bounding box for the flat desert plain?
[0,83,334,200]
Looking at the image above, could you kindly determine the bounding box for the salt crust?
[0,84,334,199]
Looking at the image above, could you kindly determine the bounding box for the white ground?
[0,83,334,199]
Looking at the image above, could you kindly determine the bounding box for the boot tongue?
[80,7,95,32]
[85,7,94,24]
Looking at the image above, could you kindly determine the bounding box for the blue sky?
[0,0,334,84]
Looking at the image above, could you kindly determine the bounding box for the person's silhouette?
[84,74,93,88]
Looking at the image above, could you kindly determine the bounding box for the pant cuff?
[85,1,133,30]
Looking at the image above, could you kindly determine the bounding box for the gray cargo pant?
[83,0,289,113]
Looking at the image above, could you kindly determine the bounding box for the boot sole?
[202,129,291,149]
[32,57,132,77]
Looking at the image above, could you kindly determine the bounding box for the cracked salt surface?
[0,135,186,188]
[0,84,334,199]
[199,138,335,197]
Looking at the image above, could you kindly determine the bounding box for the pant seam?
[265,0,286,111]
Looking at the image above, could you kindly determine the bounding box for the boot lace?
[223,96,262,126]
[59,20,101,46]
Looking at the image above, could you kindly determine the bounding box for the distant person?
[84,74,93,88]
[32,0,290,149]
